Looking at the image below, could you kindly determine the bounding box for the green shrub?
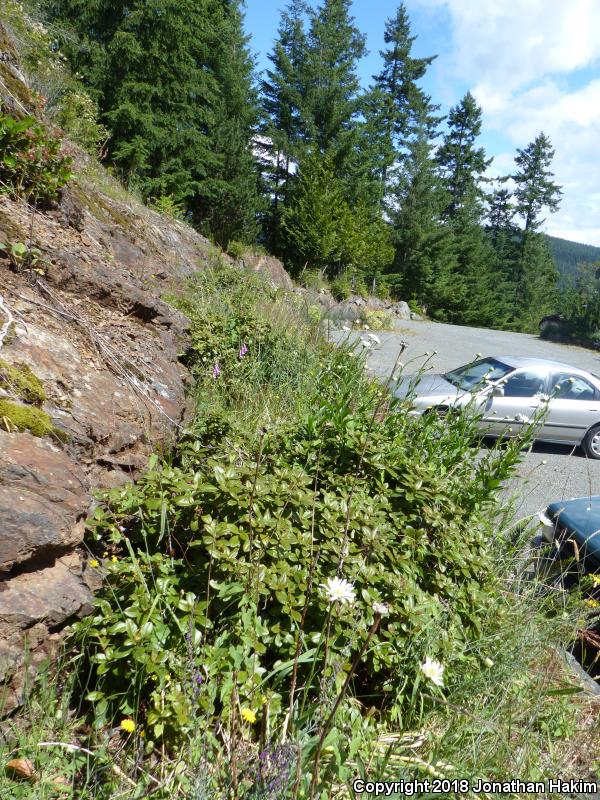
[77,326,530,757]
[301,268,328,292]
[330,274,352,301]
[148,192,187,221]
[0,111,72,203]
[54,90,109,155]
[226,239,247,261]
[361,309,395,330]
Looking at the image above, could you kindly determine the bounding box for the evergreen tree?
[513,132,562,232]
[260,0,310,250]
[194,1,263,245]
[41,0,218,200]
[517,232,559,331]
[41,0,261,245]
[436,92,490,219]
[371,4,439,191]
[511,133,562,328]
[302,0,366,162]
[389,129,455,306]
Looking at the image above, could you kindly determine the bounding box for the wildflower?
[373,602,389,616]
[89,559,99,568]
[212,362,221,379]
[541,460,547,465]
[342,324,351,332]
[363,324,370,330]
[120,719,135,733]
[111,555,118,563]
[421,656,444,687]
[591,575,600,586]
[585,598,600,609]
[367,333,381,345]
[241,708,257,724]
[360,338,374,350]
[483,657,494,668]
[476,352,482,358]
[319,576,356,606]
[238,343,249,359]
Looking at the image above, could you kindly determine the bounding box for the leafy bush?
[361,309,395,330]
[0,111,72,203]
[76,268,531,772]
[226,239,246,261]
[148,192,187,221]
[330,274,352,301]
[54,90,109,155]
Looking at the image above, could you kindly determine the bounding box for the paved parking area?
[331,318,600,522]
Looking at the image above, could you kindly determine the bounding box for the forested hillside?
[14,0,568,332]
[547,234,600,280]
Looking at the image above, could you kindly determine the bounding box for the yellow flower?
[585,598,600,609]
[120,718,135,733]
[89,559,100,568]
[241,708,256,724]
[591,575,600,586]
[111,555,118,563]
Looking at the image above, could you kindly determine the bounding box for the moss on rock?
[0,359,46,404]
[0,399,54,437]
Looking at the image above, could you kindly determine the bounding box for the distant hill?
[546,235,600,282]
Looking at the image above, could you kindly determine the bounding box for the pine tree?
[302,0,366,162]
[433,93,499,325]
[260,0,310,250]
[371,4,439,191]
[512,133,562,328]
[436,92,490,220]
[194,1,263,245]
[513,132,562,232]
[281,152,351,275]
[42,0,219,202]
[389,129,455,306]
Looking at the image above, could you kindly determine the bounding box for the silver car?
[394,355,600,459]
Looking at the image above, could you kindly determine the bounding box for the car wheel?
[583,424,600,459]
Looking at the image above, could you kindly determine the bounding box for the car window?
[444,358,513,391]
[501,370,546,398]
[550,372,598,401]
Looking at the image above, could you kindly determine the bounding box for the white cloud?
[414,0,600,245]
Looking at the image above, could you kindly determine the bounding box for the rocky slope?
[0,23,294,713]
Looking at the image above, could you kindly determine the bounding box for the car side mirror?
[492,385,505,397]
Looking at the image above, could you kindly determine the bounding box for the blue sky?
[244,0,600,247]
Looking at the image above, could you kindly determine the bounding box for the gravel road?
[330,318,600,522]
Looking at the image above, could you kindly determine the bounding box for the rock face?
[0,22,257,712]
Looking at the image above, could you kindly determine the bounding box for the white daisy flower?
[372,602,389,616]
[342,324,351,332]
[319,576,356,606]
[367,333,381,345]
[421,657,444,687]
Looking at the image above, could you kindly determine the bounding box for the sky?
[245,0,600,247]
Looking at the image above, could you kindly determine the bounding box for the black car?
[540,496,600,573]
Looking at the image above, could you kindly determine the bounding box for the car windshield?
[444,358,514,391]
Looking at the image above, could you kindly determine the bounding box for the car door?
[478,368,549,437]
[542,372,600,444]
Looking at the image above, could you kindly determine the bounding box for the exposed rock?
[243,253,294,290]
[0,20,298,710]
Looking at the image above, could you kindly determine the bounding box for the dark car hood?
[548,496,600,568]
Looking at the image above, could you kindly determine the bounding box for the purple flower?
[238,343,249,359]
[212,362,221,379]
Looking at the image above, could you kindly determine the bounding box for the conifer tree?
[513,132,562,232]
[194,1,263,245]
[512,133,562,328]
[302,0,366,162]
[436,92,490,220]
[390,129,455,306]
[372,4,439,191]
[261,0,310,249]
